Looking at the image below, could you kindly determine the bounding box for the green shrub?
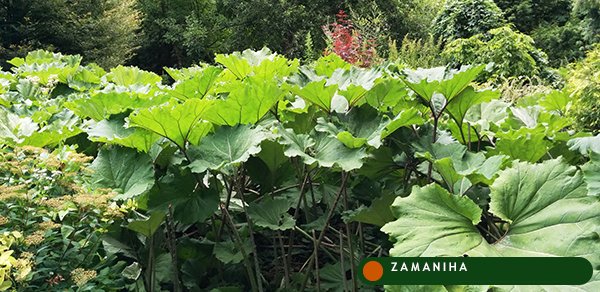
[433,0,506,42]
[494,0,571,33]
[395,35,445,68]
[573,0,600,45]
[442,25,549,81]
[0,0,140,69]
[0,146,134,290]
[568,45,600,133]
[531,20,587,67]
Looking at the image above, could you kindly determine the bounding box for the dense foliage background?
[1,0,599,73]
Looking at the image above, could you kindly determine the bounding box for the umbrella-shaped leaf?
[148,170,219,225]
[247,197,295,230]
[0,108,38,145]
[65,91,169,121]
[286,79,339,112]
[85,117,160,152]
[445,87,499,129]
[382,158,600,291]
[90,147,155,200]
[127,211,165,237]
[168,67,223,100]
[129,99,213,149]
[187,125,270,174]
[278,128,369,171]
[203,77,284,126]
[568,134,600,155]
[106,65,162,87]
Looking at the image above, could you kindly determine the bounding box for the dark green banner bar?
[359,257,593,285]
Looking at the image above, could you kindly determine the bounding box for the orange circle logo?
[363,260,384,282]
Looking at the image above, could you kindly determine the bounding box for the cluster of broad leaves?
[1,49,599,291]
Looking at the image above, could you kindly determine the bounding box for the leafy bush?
[494,0,571,33]
[322,10,380,67]
[395,35,445,68]
[531,20,588,67]
[0,0,140,69]
[0,146,134,290]
[573,0,600,45]
[442,25,549,81]
[432,0,506,42]
[1,49,599,291]
[567,45,600,133]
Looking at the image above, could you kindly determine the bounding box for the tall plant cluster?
[0,49,599,291]
[0,0,140,69]
[322,10,379,67]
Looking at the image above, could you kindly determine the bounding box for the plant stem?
[237,168,264,292]
[286,169,310,274]
[300,172,349,291]
[340,229,348,292]
[147,233,155,292]
[313,230,321,292]
[467,122,472,151]
[277,230,290,288]
[342,182,357,291]
[221,205,259,292]
[166,204,181,292]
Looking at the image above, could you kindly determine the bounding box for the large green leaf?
[286,79,339,112]
[582,152,600,196]
[326,67,382,105]
[382,159,600,291]
[316,106,388,149]
[90,147,155,200]
[129,99,213,149]
[215,48,297,79]
[316,106,424,149]
[365,78,408,110]
[437,65,486,101]
[445,87,499,131]
[168,67,223,100]
[403,65,485,102]
[127,211,165,237]
[0,108,38,144]
[278,128,369,171]
[105,65,162,87]
[381,183,483,257]
[85,117,160,152]
[346,192,397,227]
[21,110,82,147]
[187,125,270,174]
[247,197,295,230]
[382,108,426,138]
[65,91,169,121]
[492,129,550,162]
[148,169,219,224]
[203,77,284,126]
[568,135,600,155]
[539,90,570,113]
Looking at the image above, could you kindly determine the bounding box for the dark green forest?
[2,0,597,70]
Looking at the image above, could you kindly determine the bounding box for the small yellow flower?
[70,268,97,287]
[0,216,8,226]
[24,231,45,246]
[0,185,25,201]
[19,252,34,260]
[38,221,60,231]
[38,197,69,209]
[13,257,32,282]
